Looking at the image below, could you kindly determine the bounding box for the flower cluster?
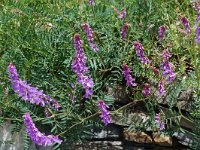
[155,112,165,130]
[133,41,150,65]
[23,112,62,146]
[193,1,200,13]
[195,27,200,43]
[161,49,176,82]
[98,100,112,126]
[121,23,129,41]
[158,80,166,96]
[142,83,150,97]
[72,34,89,74]
[82,23,98,52]
[88,0,95,6]
[181,16,191,34]
[122,64,137,87]
[158,25,166,40]
[72,34,94,98]
[119,8,126,20]
[8,63,60,110]
[77,74,94,98]
[113,7,126,20]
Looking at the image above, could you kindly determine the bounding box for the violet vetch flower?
[122,64,137,87]
[155,112,165,130]
[181,16,191,34]
[88,0,95,6]
[113,7,126,20]
[98,100,112,126]
[72,34,89,74]
[158,25,166,40]
[119,8,126,20]
[77,74,94,98]
[72,34,94,98]
[193,1,200,13]
[162,49,171,61]
[8,63,60,109]
[81,23,98,52]
[121,23,129,41]
[194,14,200,29]
[158,80,166,96]
[133,41,150,65]
[142,83,150,97]
[161,49,176,82]
[195,27,200,43]
[23,112,62,146]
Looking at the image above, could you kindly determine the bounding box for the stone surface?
[124,131,153,144]
[153,133,172,146]
[173,132,193,147]
[91,124,123,140]
[0,121,24,150]
[73,141,123,150]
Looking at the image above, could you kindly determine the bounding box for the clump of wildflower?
[158,25,166,40]
[158,80,166,96]
[72,34,94,98]
[142,83,150,97]
[8,63,60,109]
[88,0,95,6]
[181,16,191,34]
[23,112,62,146]
[195,27,200,43]
[133,42,150,65]
[161,49,176,82]
[121,23,129,41]
[155,112,165,130]
[81,23,98,52]
[98,100,112,126]
[122,64,137,87]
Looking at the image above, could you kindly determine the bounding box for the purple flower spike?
[162,49,171,61]
[133,42,150,65]
[98,100,112,126]
[82,23,98,52]
[88,0,95,6]
[193,2,200,13]
[155,112,165,130]
[119,8,126,20]
[77,74,94,98]
[122,64,137,87]
[142,83,150,97]
[23,112,62,146]
[158,80,166,96]
[194,14,200,29]
[121,23,129,41]
[158,25,166,40]
[8,63,19,81]
[72,34,94,98]
[161,49,176,82]
[72,34,89,74]
[195,27,200,43]
[8,63,60,109]
[181,16,191,34]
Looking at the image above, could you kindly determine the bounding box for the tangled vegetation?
[0,0,199,149]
